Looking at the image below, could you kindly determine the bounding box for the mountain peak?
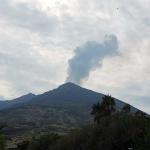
[58,82,81,89]
[13,93,36,101]
[26,93,36,97]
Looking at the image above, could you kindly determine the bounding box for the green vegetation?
[6,95,150,150]
[0,126,6,150]
[91,95,116,123]
[0,134,6,150]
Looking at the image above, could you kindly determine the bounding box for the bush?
[0,134,6,150]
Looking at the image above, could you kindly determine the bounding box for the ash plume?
[66,34,119,84]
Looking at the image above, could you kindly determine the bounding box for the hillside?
[0,93,36,110]
[26,113,150,150]
[0,83,138,138]
[4,95,150,150]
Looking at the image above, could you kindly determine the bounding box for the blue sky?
[0,0,150,113]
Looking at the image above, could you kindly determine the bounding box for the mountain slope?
[0,101,8,110]
[24,82,126,109]
[0,83,138,138]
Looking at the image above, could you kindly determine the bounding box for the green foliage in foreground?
[16,113,150,150]
[8,95,150,150]
[0,134,6,150]
[0,124,6,150]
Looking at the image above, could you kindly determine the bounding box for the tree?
[0,124,6,150]
[91,95,116,123]
[102,95,116,115]
[122,104,131,114]
[0,134,6,150]
[91,102,102,123]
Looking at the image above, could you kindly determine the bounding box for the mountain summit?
[58,82,80,88]
[27,82,102,107]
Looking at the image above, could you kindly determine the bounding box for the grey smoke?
[67,34,119,83]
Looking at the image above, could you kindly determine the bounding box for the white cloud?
[0,0,60,36]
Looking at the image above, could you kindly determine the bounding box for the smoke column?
[67,34,119,84]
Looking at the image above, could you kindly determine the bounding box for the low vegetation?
[1,95,150,150]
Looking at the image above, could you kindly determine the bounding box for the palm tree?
[91,95,116,123]
[102,95,116,115]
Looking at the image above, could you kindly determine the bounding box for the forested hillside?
[1,95,149,150]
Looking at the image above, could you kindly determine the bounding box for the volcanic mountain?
[0,82,137,138]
